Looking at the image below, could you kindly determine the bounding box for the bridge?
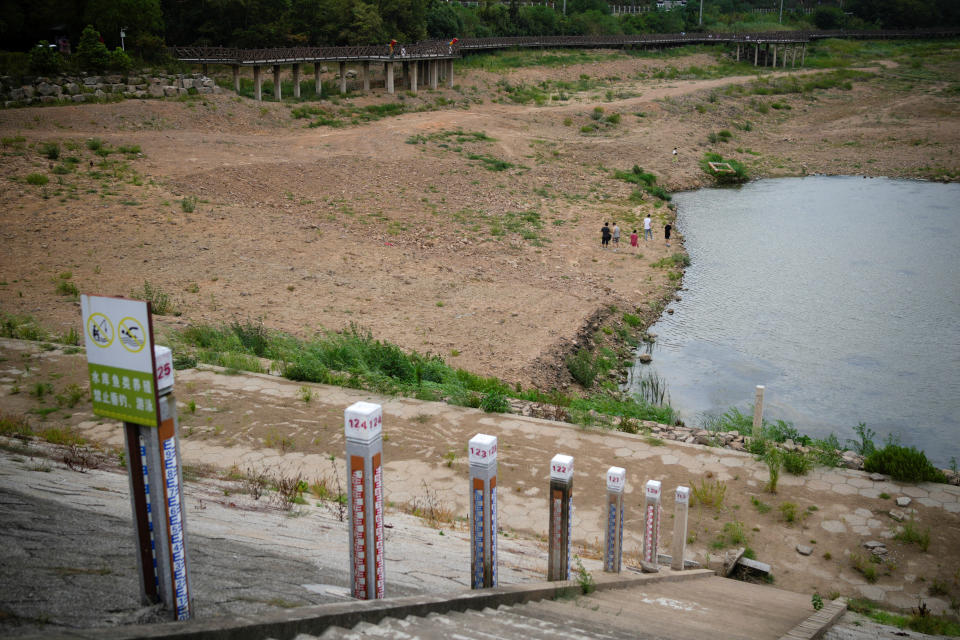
[171,28,960,101]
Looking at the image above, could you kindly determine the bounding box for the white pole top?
[344,401,383,442]
[550,454,574,481]
[675,485,691,504]
[756,384,765,390]
[468,433,498,465]
[645,479,662,501]
[154,345,174,394]
[606,466,626,493]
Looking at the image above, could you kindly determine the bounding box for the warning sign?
[81,295,158,427]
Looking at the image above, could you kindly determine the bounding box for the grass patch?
[894,519,931,552]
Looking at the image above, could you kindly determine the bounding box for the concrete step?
[460,604,611,640]
[516,598,652,639]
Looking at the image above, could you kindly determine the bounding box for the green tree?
[813,6,845,28]
[349,1,387,44]
[84,0,164,49]
[28,41,63,75]
[77,25,111,71]
[426,1,463,38]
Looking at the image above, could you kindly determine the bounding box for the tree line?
[1,0,957,60]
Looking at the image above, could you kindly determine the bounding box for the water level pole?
[752,385,765,439]
[641,479,662,573]
[468,434,498,589]
[140,345,192,620]
[547,454,574,581]
[603,466,626,573]
[345,401,385,600]
[671,486,691,571]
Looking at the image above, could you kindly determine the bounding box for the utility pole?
[699,0,703,25]
[778,0,783,23]
[120,27,127,51]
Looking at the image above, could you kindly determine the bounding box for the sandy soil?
[2,50,958,390]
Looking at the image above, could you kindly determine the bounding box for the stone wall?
[1,72,223,108]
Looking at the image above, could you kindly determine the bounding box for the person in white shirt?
[643,214,652,241]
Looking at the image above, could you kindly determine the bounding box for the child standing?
[612,223,620,250]
[630,229,639,250]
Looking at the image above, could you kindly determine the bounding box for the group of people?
[601,214,671,250]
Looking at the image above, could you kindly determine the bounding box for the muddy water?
[627,176,960,465]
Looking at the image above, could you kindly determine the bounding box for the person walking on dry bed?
[643,214,653,241]
[612,223,621,250]
[601,222,611,249]
[630,229,639,251]
[664,223,672,247]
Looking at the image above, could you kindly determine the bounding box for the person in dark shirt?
[664,223,672,247]
[601,222,611,249]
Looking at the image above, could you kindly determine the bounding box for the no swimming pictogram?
[86,312,114,348]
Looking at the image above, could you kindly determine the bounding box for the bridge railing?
[172,29,960,65]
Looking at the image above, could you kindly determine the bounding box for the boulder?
[83,76,101,85]
[127,76,143,85]
[201,78,214,87]
[163,86,178,97]
[869,473,887,481]
[888,509,906,522]
[104,75,123,84]
[637,353,652,364]
[148,84,165,97]
[181,78,194,89]
[72,94,86,102]
[36,82,61,96]
[63,82,80,95]
[198,86,212,94]
[896,496,911,507]
[40,95,57,103]
[20,85,35,98]
[93,89,106,98]
[796,545,813,556]
[177,87,188,96]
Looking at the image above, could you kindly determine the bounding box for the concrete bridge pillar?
[362,61,371,92]
[292,63,301,98]
[771,45,777,68]
[339,61,347,95]
[273,65,282,100]
[429,60,439,90]
[253,65,262,101]
[754,44,759,66]
[315,64,322,96]
[801,43,806,66]
[791,46,798,68]
[409,61,418,93]
[232,64,240,93]
[447,59,454,88]
[386,61,395,94]
[202,63,209,76]
[783,46,788,68]
[736,44,740,62]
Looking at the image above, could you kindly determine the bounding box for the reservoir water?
[626,176,960,466]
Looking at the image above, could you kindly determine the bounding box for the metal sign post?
[603,466,626,573]
[671,486,691,571]
[344,401,385,600]
[81,295,191,620]
[641,479,662,573]
[547,454,574,582]
[468,434,498,589]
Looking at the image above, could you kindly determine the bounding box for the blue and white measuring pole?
[547,454,574,581]
[604,466,626,573]
[641,479,662,573]
[469,433,498,589]
[140,345,193,620]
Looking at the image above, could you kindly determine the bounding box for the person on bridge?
[389,39,397,58]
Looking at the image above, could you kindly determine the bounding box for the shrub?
[107,48,133,72]
[77,25,110,71]
[480,389,510,414]
[26,173,49,186]
[783,450,813,475]
[131,281,173,315]
[700,152,748,184]
[864,445,946,483]
[28,41,63,75]
[566,348,598,388]
[894,519,931,551]
[40,142,60,160]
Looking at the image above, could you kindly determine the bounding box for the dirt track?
[1,50,959,388]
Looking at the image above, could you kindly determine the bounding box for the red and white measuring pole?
[344,401,385,600]
[547,454,574,581]
[469,433,498,589]
[671,485,691,571]
[603,466,626,573]
[641,479,662,573]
